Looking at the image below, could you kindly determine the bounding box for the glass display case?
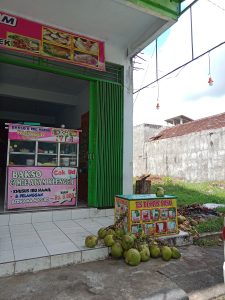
[8,140,36,166]
[6,123,80,210]
[37,142,58,166]
[7,140,78,167]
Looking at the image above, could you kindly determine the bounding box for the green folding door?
[88,81,123,208]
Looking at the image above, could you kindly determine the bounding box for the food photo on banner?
[0,10,105,70]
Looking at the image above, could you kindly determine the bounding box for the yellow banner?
[129,198,178,236]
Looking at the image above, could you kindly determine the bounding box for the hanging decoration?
[208,76,213,86]
[155,39,160,110]
[156,81,160,110]
[208,52,214,86]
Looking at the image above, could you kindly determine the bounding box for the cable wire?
[207,0,225,12]
[133,40,225,95]
[133,42,156,105]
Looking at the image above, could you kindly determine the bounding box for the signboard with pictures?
[0,11,105,71]
[115,195,178,237]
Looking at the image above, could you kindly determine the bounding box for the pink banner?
[7,166,77,209]
[0,10,105,71]
[8,124,79,143]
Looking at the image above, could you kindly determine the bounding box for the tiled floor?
[0,212,114,277]
[0,208,191,277]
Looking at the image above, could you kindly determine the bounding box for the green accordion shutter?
[88,81,124,208]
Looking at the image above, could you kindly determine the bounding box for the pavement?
[0,244,224,300]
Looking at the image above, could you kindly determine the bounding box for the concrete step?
[0,215,114,277]
[0,208,114,225]
[1,247,110,278]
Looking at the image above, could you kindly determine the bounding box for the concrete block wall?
[133,125,225,182]
[133,124,163,176]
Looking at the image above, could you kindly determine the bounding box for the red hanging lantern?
[208,53,214,86]
[156,102,160,110]
[208,76,213,86]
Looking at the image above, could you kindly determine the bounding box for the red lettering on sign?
[53,170,65,176]
[68,169,75,175]
[136,202,142,208]
[161,200,172,206]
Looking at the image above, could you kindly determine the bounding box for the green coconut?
[149,245,161,258]
[111,242,123,258]
[125,248,141,266]
[121,234,134,250]
[98,227,107,239]
[156,187,165,197]
[161,246,172,261]
[127,232,137,241]
[115,228,125,238]
[171,247,181,259]
[85,235,98,248]
[139,245,150,262]
[106,228,115,236]
[123,250,128,259]
[104,234,115,247]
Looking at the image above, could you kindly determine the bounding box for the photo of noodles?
[42,43,71,60]
[43,27,71,47]
[74,37,99,55]
[7,33,40,53]
[73,51,98,66]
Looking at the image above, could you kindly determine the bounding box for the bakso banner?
[7,166,77,209]
[8,124,80,144]
[0,11,105,70]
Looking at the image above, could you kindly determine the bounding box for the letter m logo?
[0,13,17,27]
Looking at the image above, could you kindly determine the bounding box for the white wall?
[133,124,164,176]
[135,127,225,182]
[105,42,127,65]
[122,59,133,194]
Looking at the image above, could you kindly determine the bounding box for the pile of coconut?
[85,226,181,266]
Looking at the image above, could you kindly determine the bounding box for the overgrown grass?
[194,237,222,247]
[149,178,225,207]
[216,207,225,214]
[195,217,224,233]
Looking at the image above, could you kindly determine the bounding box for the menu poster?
[7,166,77,209]
[8,123,80,143]
[0,11,105,71]
[129,199,178,236]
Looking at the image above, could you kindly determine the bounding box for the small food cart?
[115,194,178,237]
[6,123,80,210]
